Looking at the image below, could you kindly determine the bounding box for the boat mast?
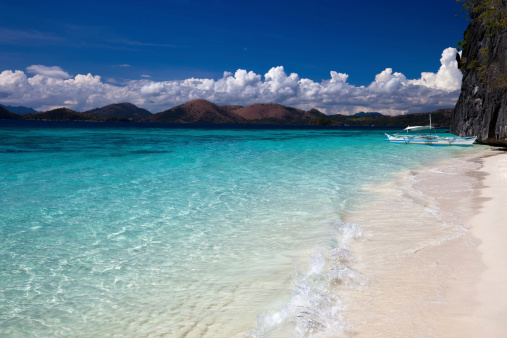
[430,113,435,135]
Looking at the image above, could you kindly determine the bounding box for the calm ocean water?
[0,120,481,337]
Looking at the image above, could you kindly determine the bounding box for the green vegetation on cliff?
[458,0,507,31]
[457,0,507,89]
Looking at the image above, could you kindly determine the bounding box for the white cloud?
[0,48,462,115]
[26,65,71,79]
[369,68,407,94]
[140,82,165,96]
[408,47,462,91]
[141,74,151,78]
[263,66,299,99]
[0,28,63,45]
[109,39,177,48]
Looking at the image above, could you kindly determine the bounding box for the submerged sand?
[341,148,507,337]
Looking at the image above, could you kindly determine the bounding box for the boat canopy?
[403,125,434,132]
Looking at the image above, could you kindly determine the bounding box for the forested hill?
[312,109,452,127]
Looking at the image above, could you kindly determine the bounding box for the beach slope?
[468,151,507,336]
[343,149,507,337]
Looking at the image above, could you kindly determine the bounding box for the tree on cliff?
[457,0,507,88]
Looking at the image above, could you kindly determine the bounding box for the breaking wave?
[253,221,364,337]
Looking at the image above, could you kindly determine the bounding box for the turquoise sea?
[0,121,481,337]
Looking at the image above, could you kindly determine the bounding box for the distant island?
[0,103,38,115]
[353,112,383,117]
[0,99,453,128]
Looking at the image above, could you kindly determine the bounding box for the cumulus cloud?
[408,47,462,91]
[0,48,462,115]
[26,65,71,79]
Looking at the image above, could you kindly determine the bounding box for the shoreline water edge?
[332,148,507,337]
[251,146,507,337]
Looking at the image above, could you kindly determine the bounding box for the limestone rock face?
[452,0,507,146]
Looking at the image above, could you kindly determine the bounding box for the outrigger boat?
[385,115,477,146]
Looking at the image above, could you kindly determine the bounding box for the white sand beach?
[342,148,507,337]
[466,151,507,336]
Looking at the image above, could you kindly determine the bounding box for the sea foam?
[253,221,364,337]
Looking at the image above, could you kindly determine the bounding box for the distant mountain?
[0,106,22,119]
[0,104,37,115]
[85,103,152,119]
[353,112,383,117]
[24,108,103,121]
[140,99,245,124]
[7,100,453,128]
[140,99,327,125]
[220,105,243,113]
[233,103,326,124]
[220,105,243,117]
[103,116,131,122]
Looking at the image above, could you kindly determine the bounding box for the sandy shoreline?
[467,150,507,336]
[341,148,507,337]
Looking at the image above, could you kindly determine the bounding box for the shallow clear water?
[0,121,481,337]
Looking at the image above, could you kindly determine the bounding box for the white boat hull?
[385,134,477,146]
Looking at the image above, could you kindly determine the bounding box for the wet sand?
[341,148,507,337]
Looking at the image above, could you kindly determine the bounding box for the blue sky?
[0,0,469,114]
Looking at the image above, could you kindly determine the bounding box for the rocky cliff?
[452,0,507,145]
